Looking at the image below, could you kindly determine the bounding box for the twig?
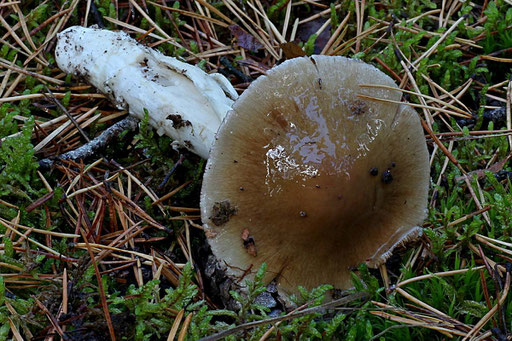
[412,15,467,67]
[90,0,105,28]
[43,85,90,143]
[38,116,138,169]
[220,56,253,83]
[76,205,117,341]
[396,266,486,288]
[157,155,185,191]
[462,270,511,340]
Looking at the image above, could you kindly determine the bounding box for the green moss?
[0,116,40,197]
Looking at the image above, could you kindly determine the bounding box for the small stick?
[157,155,185,191]
[38,116,138,170]
[397,266,485,288]
[90,0,106,28]
[167,309,185,341]
[463,176,492,226]
[153,180,193,206]
[177,313,193,341]
[446,206,491,227]
[395,287,450,319]
[462,271,511,340]
[34,297,66,339]
[77,209,117,341]
[44,85,90,143]
[412,15,467,67]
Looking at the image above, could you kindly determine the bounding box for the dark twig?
[76,200,117,341]
[33,297,69,340]
[157,154,185,191]
[219,57,253,83]
[38,116,138,169]
[89,0,105,28]
[43,85,90,143]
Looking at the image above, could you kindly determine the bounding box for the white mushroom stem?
[55,26,238,159]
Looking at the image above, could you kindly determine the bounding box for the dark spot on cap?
[210,201,237,226]
[391,162,396,167]
[370,167,378,176]
[233,160,238,163]
[381,169,393,184]
[241,230,257,257]
[243,236,255,247]
[350,100,368,115]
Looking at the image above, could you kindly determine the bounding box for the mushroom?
[55,26,238,159]
[54,28,429,296]
[200,55,429,295]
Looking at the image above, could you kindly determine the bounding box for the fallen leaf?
[229,25,263,52]
[280,42,307,59]
[455,154,511,181]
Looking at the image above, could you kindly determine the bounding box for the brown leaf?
[280,42,307,59]
[229,25,263,52]
[455,155,511,181]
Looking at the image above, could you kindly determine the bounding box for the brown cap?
[200,56,429,295]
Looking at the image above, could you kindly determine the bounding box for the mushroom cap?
[200,56,429,294]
